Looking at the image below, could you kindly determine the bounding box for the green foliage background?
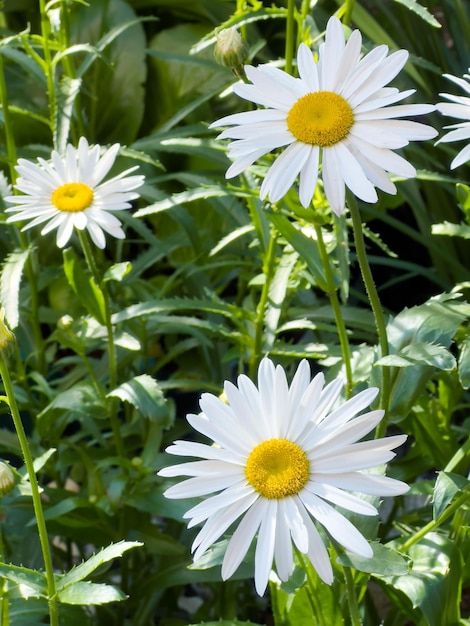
[0,0,468,624]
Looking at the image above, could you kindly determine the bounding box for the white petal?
[163,473,242,499]
[260,141,310,204]
[274,500,294,581]
[254,499,277,595]
[222,498,266,581]
[306,481,378,516]
[333,143,378,203]
[295,497,333,584]
[451,143,470,169]
[301,491,373,557]
[298,145,319,208]
[297,43,319,92]
[322,148,346,216]
[318,471,409,496]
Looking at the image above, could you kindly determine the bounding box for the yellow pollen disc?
[245,438,310,499]
[51,183,94,213]
[287,91,354,147]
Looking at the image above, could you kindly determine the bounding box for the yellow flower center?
[51,183,94,213]
[287,91,354,147]
[245,438,310,499]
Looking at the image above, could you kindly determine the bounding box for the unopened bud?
[0,309,15,358]
[214,28,249,69]
[0,461,15,496]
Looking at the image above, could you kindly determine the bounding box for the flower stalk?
[0,354,58,626]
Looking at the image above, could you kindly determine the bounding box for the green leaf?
[103,261,132,283]
[0,563,47,597]
[337,542,410,576]
[0,246,32,329]
[55,75,81,153]
[391,0,441,27]
[431,221,470,239]
[377,341,456,370]
[458,335,470,389]
[57,541,142,591]
[107,374,170,421]
[135,186,231,218]
[63,248,106,325]
[264,248,297,351]
[382,532,462,626]
[57,581,126,605]
[267,212,327,291]
[70,0,148,143]
[433,471,470,521]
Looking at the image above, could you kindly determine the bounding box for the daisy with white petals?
[211,16,436,215]
[5,137,144,249]
[436,70,470,169]
[158,358,408,595]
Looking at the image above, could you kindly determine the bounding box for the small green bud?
[0,461,15,496]
[57,314,74,330]
[0,309,15,358]
[214,28,249,69]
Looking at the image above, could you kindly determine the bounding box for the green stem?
[38,0,58,144]
[0,54,18,186]
[343,0,356,26]
[0,360,58,626]
[348,194,390,427]
[344,565,362,626]
[77,231,124,457]
[314,222,353,396]
[296,550,326,626]
[400,490,470,553]
[285,0,296,74]
[250,226,278,378]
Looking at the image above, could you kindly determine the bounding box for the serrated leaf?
[57,581,126,605]
[107,374,169,420]
[0,563,47,596]
[0,247,32,329]
[63,248,106,324]
[57,541,142,591]
[432,471,470,521]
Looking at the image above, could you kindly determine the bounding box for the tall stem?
[38,0,58,144]
[400,491,470,553]
[314,222,353,396]
[77,231,124,457]
[344,565,362,626]
[343,0,356,26]
[0,359,58,626]
[285,0,296,74]
[250,226,277,378]
[348,195,390,425]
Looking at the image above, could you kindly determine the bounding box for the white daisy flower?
[5,137,144,249]
[158,358,408,595]
[436,69,470,169]
[210,16,437,215]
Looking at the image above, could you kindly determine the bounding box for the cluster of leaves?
[0,0,468,624]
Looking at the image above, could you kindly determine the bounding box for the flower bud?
[0,461,15,496]
[0,308,15,358]
[214,28,249,69]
